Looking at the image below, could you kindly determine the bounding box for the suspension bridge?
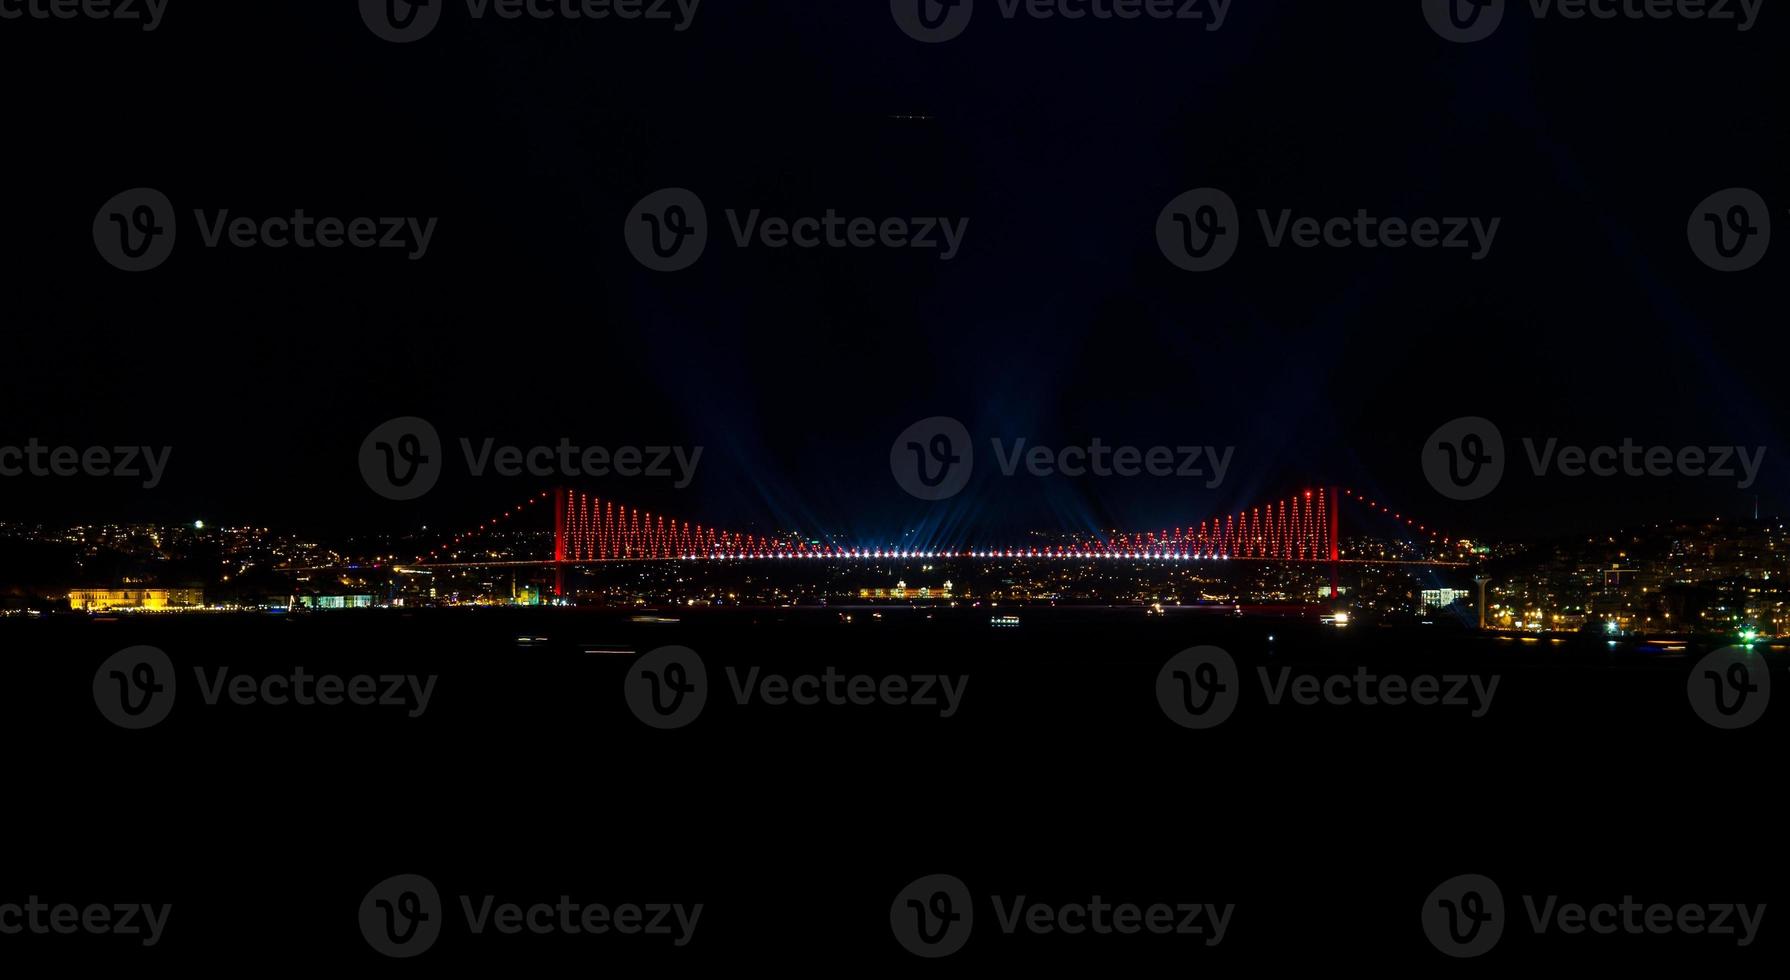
[400,487,1472,597]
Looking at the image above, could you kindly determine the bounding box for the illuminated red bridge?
[406,487,1470,596]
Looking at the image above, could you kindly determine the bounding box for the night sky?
[2,2,1783,543]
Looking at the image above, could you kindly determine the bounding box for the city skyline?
[6,484,1786,643]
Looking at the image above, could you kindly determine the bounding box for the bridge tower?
[553,486,568,598]
[1328,485,1341,601]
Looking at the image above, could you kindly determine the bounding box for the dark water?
[4,609,1780,967]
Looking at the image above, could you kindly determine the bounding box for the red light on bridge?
[415,485,1460,569]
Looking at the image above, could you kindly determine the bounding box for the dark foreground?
[4,608,1780,968]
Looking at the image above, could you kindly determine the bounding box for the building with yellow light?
[69,588,205,611]
[858,580,954,600]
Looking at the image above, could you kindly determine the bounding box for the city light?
[7,491,1783,631]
